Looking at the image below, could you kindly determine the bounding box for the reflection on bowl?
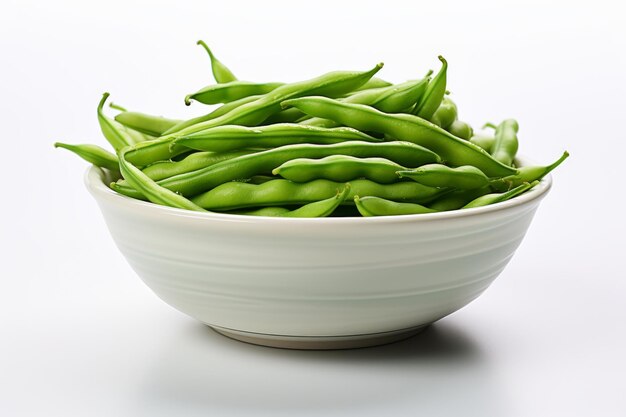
[85,161,551,350]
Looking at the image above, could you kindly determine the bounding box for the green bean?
[463,181,536,209]
[165,96,261,135]
[431,98,457,129]
[141,150,255,181]
[282,97,516,177]
[114,140,442,199]
[185,81,284,106]
[124,64,384,166]
[354,195,436,216]
[197,40,237,83]
[301,78,429,128]
[397,164,490,190]
[448,120,473,140]
[97,93,135,150]
[427,187,490,211]
[353,77,392,91]
[115,111,182,137]
[225,186,351,217]
[262,107,305,124]
[171,124,380,153]
[54,142,120,172]
[273,156,405,184]
[491,119,519,166]
[117,147,206,211]
[490,151,569,191]
[412,56,447,119]
[469,132,496,152]
[190,179,443,210]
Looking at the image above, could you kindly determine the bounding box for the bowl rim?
[84,156,552,224]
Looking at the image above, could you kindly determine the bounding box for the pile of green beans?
[55,41,568,217]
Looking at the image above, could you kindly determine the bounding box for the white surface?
[1,1,625,416]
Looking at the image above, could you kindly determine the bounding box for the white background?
[1,1,625,416]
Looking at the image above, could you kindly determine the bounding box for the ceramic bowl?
[85,162,551,349]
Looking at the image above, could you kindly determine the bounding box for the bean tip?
[184,95,193,106]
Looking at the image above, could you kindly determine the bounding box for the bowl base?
[209,324,430,350]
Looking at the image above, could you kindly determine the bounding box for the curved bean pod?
[301,77,429,128]
[171,124,380,153]
[282,96,516,177]
[273,155,405,184]
[262,107,305,124]
[54,142,120,172]
[117,146,206,212]
[397,164,490,190]
[163,95,261,135]
[97,93,135,150]
[141,150,254,181]
[412,56,447,120]
[185,81,284,106]
[491,119,519,166]
[197,40,237,83]
[226,186,350,217]
[190,179,443,210]
[353,77,392,91]
[115,140,442,199]
[490,151,569,191]
[124,64,384,166]
[462,181,536,209]
[354,195,435,216]
[427,187,491,211]
[115,111,182,137]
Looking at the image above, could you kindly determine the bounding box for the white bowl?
[85,162,551,349]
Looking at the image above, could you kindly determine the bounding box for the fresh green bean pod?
[262,107,305,124]
[427,187,491,211]
[286,185,350,217]
[114,140,442,199]
[282,96,516,177]
[273,156,406,184]
[141,150,254,181]
[117,146,206,212]
[469,132,496,152]
[114,111,182,137]
[412,56,447,120]
[164,95,262,135]
[491,119,519,166]
[185,81,284,106]
[171,124,380,153]
[54,142,120,172]
[397,164,490,190]
[189,179,443,210]
[431,98,457,129]
[124,64,384,166]
[448,120,473,140]
[197,40,237,83]
[97,93,136,150]
[242,185,351,217]
[462,181,536,209]
[354,195,436,216]
[490,151,569,191]
[353,77,392,91]
[301,78,429,128]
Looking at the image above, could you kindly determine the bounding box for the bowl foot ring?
[209,324,430,350]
